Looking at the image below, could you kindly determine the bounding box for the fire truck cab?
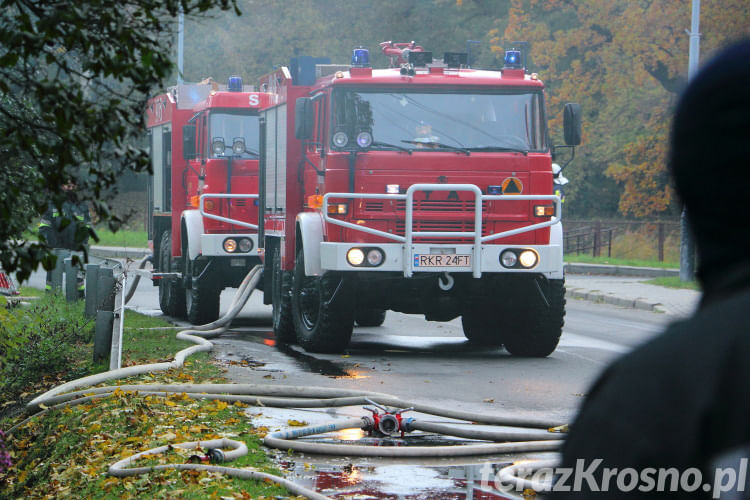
[259,44,581,356]
[146,77,272,324]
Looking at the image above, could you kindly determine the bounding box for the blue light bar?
[504,50,522,69]
[227,75,243,91]
[352,47,370,67]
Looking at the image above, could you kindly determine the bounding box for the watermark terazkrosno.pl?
[482,458,748,498]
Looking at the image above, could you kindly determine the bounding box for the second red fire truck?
[257,43,581,356]
[145,77,272,324]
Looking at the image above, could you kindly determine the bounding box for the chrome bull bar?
[322,184,561,278]
[199,193,259,230]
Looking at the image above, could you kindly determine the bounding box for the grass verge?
[93,229,148,248]
[0,296,295,499]
[643,276,700,291]
[565,254,679,269]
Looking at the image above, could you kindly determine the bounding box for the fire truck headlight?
[356,131,373,148]
[346,248,365,266]
[366,248,384,266]
[232,137,246,155]
[212,138,226,156]
[333,132,349,148]
[223,238,237,253]
[519,250,539,268]
[238,238,253,253]
[500,250,517,268]
[386,184,400,194]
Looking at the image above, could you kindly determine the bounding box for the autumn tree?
[494,0,749,218]
[0,0,239,282]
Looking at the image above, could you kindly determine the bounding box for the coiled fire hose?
[11,262,566,498]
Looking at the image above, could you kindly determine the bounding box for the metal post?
[109,274,125,370]
[50,249,66,290]
[658,222,665,262]
[177,10,184,85]
[84,263,100,317]
[64,257,77,302]
[93,267,116,363]
[593,221,601,257]
[94,311,114,363]
[680,0,700,281]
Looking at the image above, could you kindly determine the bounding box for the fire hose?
[12,262,565,497]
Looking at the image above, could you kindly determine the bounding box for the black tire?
[355,308,387,327]
[271,245,295,343]
[503,278,566,357]
[461,307,503,346]
[291,248,354,353]
[158,231,186,318]
[184,248,221,326]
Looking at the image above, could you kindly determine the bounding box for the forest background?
[175,0,748,219]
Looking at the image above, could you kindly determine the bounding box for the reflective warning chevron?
[0,268,18,296]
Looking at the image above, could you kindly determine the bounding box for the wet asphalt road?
[119,271,671,425]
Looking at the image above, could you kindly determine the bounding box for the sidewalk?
[565,274,700,318]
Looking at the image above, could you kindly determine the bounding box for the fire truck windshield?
[209,111,260,158]
[331,90,546,153]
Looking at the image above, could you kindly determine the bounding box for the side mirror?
[294,97,314,139]
[563,103,582,146]
[182,124,197,159]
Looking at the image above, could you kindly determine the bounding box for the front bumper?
[320,242,563,279]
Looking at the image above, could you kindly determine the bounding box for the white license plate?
[413,254,471,267]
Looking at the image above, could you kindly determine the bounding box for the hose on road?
[14,263,565,497]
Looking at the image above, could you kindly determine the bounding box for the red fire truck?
[145,77,272,324]
[258,44,581,356]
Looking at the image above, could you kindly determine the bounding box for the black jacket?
[554,274,750,498]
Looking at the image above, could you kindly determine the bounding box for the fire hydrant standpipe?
[14,262,567,498]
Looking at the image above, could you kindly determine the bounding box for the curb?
[565,262,678,278]
[566,287,662,312]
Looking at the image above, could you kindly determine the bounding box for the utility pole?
[177,10,184,85]
[680,0,700,282]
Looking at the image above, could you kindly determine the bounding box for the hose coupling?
[188,448,225,464]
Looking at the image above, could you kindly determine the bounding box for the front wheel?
[291,248,354,353]
[503,278,566,357]
[271,245,295,343]
[461,307,503,346]
[355,308,387,327]
[158,231,186,318]
[184,253,221,325]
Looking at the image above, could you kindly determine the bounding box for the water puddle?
[278,460,525,499]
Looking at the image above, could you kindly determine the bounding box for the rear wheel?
[355,308,387,327]
[503,278,566,357]
[291,248,354,353]
[271,245,295,343]
[461,307,503,346]
[184,246,221,325]
[158,231,186,318]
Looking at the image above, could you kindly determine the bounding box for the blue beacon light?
[352,47,370,67]
[504,50,522,69]
[227,76,243,91]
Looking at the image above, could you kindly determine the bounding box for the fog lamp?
[500,250,517,268]
[238,238,253,253]
[347,248,365,266]
[367,248,384,266]
[519,250,538,268]
[223,238,237,253]
[333,131,349,148]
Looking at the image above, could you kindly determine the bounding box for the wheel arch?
[295,212,324,276]
[181,210,204,261]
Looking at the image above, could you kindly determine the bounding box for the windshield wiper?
[401,140,470,156]
[371,141,413,154]
[469,146,529,155]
